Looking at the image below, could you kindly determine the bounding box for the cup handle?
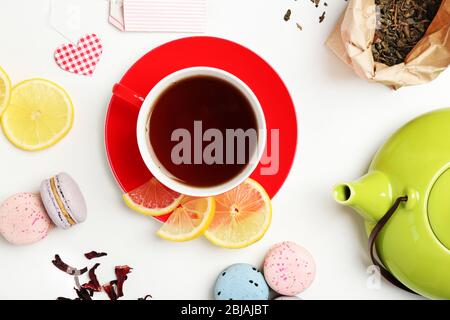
[112,83,145,108]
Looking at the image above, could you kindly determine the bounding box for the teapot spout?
[333,171,393,223]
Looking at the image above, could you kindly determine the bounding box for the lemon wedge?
[205,178,272,249]
[157,196,215,242]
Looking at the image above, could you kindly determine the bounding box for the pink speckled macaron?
[0,193,53,245]
[263,241,316,296]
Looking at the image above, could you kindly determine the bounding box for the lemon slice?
[0,66,11,116]
[1,78,74,151]
[157,196,215,242]
[205,178,272,249]
[123,178,184,217]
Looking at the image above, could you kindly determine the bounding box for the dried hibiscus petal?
[75,287,92,301]
[54,252,141,300]
[115,265,132,297]
[82,263,102,292]
[52,255,87,276]
[102,281,118,301]
[84,251,107,260]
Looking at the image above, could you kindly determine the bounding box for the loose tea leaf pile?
[372,0,442,66]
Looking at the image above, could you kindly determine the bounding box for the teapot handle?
[368,196,418,295]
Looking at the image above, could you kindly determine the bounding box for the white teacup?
[113,67,266,197]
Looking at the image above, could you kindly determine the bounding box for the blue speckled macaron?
[214,263,269,300]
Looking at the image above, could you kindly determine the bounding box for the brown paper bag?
[327,0,450,89]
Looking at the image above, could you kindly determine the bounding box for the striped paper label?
[123,0,207,33]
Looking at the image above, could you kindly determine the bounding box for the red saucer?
[105,36,297,221]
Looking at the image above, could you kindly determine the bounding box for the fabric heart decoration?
[54,34,103,76]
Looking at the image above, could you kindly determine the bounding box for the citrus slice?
[0,66,11,117]
[205,178,272,249]
[123,177,184,216]
[156,196,215,242]
[1,78,74,151]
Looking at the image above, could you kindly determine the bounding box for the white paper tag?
[50,0,107,43]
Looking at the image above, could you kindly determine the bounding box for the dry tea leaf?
[319,11,326,23]
[284,9,292,22]
[311,0,321,7]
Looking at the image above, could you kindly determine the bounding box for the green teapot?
[334,108,450,300]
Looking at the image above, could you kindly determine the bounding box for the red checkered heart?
[54,34,103,76]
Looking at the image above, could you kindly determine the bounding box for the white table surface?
[1,0,445,300]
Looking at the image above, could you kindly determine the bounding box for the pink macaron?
[0,193,53,245]
[263,241,316,296]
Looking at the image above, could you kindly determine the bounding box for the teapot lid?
[428,167,450,250]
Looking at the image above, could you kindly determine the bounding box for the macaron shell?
[263,241,316,296]
[55,172,87,224]
[40,179,71,229]
[214,263,269,300]
[0,193,52,245]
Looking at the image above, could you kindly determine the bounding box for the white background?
[2,0,447,300]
